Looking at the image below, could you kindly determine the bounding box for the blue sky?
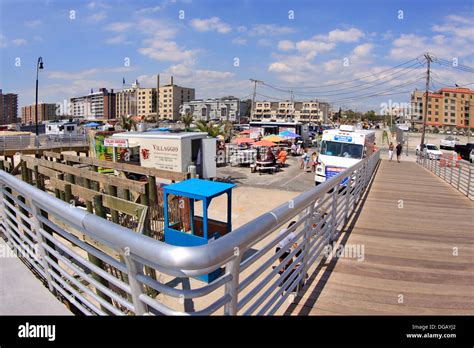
[1,0,473,112]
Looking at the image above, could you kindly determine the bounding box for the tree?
[181,113,194,130]
[222,120,233,142]
[194,120,223,138]
[120,115,137,131]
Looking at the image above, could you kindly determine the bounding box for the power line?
[262,56,426,90]
[261,60,425,96]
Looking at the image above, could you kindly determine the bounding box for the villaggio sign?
[152,144,179,152]
[18,322,56,341]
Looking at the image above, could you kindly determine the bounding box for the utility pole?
[250,79,262,120]
[420,53,432,148]
[290,89,294,121]
[156,74,160,127]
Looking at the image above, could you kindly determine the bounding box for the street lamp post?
[35,57,44,137]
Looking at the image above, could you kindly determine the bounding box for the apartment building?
[70,88,116,120]
[21,103,58,124]
[159,76,195,121]
[0,89,18,125]
[251,100,328,123]
[410,87,473,131]
[116,77,194,121]
[180,97,247,122]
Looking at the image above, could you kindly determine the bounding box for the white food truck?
[315,125,375,185]
[107,131,217,179]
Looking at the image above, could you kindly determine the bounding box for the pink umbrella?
[233,137,255,145]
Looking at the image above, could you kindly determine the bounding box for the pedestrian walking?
[388,142,394,161]
[396,142,402,163]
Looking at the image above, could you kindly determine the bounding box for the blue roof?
[164,178,235,199]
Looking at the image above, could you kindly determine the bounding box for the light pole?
[35,57,44,137]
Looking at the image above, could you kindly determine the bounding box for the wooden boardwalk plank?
[286,159,474,315]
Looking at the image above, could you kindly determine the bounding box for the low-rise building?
[180,97,247,122]
[45,120,78,135]
[21,103,58,124]
[251,100,329,123]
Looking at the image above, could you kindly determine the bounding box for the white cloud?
[268,62,293,73]
[327,28,364,43]
[136,62,247,99]
[105,35,130,45]
[352,43,374,57]
[390,14,474,60]
[24,20,42,28]
[295,40,335,55]
[134,6,161,14]
[87,12,107,22]
[232,37,247,45]
[106,22,133,33]
[277,40,295,51]
[190,17,231,34]
[138,40,197,62]
[248,24,295,36]
[0,34,7,47]
[48,67,136,80]
[12,38,27,46]
[86,1,109,9]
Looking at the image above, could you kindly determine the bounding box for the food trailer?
[108,131,217,179]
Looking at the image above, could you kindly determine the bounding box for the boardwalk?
[0,238,71,315]
[286,159,474,315]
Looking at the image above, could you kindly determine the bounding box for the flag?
[123,77,125,85]
[90,88,93,94]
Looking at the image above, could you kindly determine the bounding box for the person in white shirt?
[275,221,298,269]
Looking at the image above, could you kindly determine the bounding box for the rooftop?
[163,178,235,199]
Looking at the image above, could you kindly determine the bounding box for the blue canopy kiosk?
[163,178,235,282]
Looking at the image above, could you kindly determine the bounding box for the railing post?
[468,164,472,198]
[450,158,454,185]
[330,187,338,242]
[224,255,241,315]
[27,199,55,293]
[122,254,147,315]
[344,174,351,223]
[457,165,461,191]
[299,202,315,292]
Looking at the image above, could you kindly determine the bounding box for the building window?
[201,108,206,117]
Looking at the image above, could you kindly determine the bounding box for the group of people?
[300,148,319,172]
[257,147,288,167]
[388,142,403,163]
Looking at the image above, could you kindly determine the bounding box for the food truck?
[108,131,217,179]
[315,125,375,185]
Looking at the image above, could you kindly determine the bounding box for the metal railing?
[0,150,380,315]
[416,154,473,200]
[0,134,87,151]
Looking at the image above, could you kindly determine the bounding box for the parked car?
[440,136,461,150]
[416,144,443,160]
[470,149,474,163]
[455,143,474,161]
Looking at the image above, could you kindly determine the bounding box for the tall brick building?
[0,89,18,125]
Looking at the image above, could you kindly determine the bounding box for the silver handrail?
[416,153,473,200]
[0,150,380,315]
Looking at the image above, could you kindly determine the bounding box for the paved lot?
[217,150,317,192]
